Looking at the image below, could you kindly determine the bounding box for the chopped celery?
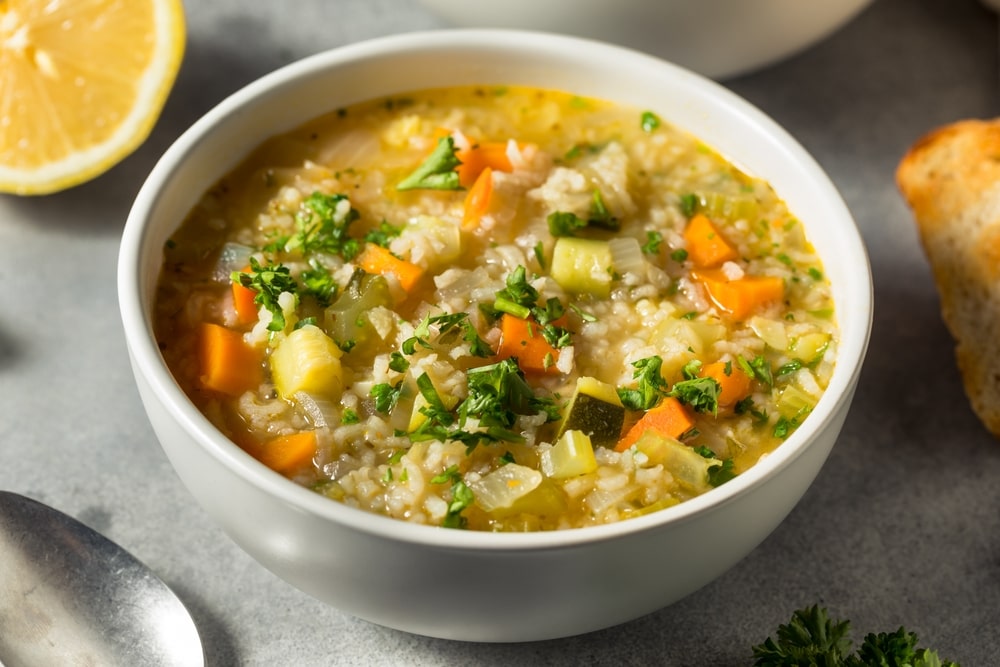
[269,324,344,400]
[542,429,598,479]
[550,237,613,298]
[694,191,760,223]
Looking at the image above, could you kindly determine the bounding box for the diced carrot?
[615,397,695,452]
[456,141,513,188]
[691,268,784,321]
[197,322,263,396]
[231,265,258,325]
[463,166,493,229]
[700,361,752,408]
[257,431,318,475]
[683,213,739,268]
[357,243,425,293]
[496,314,562,375]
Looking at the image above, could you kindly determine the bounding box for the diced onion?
[212,242,254,282]
[293,392,339,428]
[608,236,646,277]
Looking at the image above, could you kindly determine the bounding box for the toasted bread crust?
[897,119,1000,437]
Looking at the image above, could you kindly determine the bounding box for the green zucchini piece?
[556,376,625,448]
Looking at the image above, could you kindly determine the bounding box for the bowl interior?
[120,29,872,549]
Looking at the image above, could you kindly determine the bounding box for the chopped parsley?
[640,110,661,133]
[641,230,663,255]
[670,248,689,263]
[371,381,403,414]
[618,356,671,411]
[493,266,574,349]
[738,354,774,389]
[299,260,337,307]
[363,220,403,247]
[430,465,474,529]
[341,408,360,425]
[285,192,361,259]
[547,189,619,236]
[231,257,297,331]
[707,458,736,487]
[679,193,699,218]
[397,136,463,191]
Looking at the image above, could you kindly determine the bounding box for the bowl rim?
[119,28,873,552]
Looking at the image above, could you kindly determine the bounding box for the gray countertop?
[2,0,998,664]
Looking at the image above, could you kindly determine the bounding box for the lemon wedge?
[0,0,185,195]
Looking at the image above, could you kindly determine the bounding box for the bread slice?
[897,118,1000,437]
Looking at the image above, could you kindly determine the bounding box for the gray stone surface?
[1,0,997,664]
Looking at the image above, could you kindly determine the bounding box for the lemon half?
[0,0,185,195]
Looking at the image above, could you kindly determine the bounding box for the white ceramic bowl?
[418,0,875,79]
[119,30,872,642]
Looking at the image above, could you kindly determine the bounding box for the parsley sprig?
[397,136,463,191]
[751,605,959,667]
[430,465,475,529]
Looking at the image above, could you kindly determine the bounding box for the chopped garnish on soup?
[154,85,837,531]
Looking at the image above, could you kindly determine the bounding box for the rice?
[153,85,838,532]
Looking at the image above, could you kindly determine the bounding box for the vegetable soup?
[154,85,837,531]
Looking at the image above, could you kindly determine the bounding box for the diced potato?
[269,324,343,400]
[542,430,598,479]
[550,237,613,298]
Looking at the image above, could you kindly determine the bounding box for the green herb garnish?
[397,136,463,191]
[231,257,297,332]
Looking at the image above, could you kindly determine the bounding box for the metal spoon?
[0,491,204,667]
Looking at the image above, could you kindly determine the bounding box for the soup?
[154,85,836,531]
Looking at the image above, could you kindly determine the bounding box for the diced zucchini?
[269,324,343,400]
[555,376,625,448]
[550,237,613,298]
[542,429,598,479]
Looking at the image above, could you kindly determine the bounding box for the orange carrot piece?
[615,397,695,452]
[197,322,263,396]
[496,314,561,375]
[691,268,784,321]
[700,361,752,408]
[357,243,425,293]
[683,213,739,268]
[456,141,513,188]
[463,166,494,229]
[257,431,318,475]
[232,265,258,325]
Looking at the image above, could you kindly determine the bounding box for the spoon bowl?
[0,491,203,667]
